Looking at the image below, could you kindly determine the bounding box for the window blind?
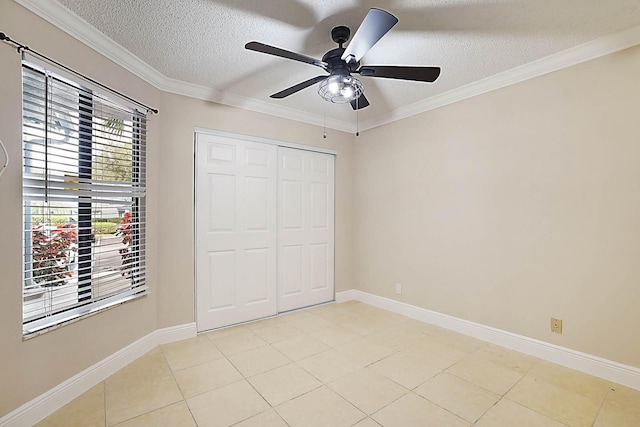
[22,62,148,336]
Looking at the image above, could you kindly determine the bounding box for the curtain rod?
[0,31,159,114]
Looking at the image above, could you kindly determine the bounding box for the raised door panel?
[281,180,304,230]
[208,251,236,310]
[245,177,269,231]
[244,248,270,304]
[310,182,329,229]
[281,244,304,296]
[277,147,335,312]
[209,174,235,233]
[196,134,277,331]
[309,243,329,291]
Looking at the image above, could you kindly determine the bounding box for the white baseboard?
[335,289,356,303]
[155,322,198,345]
[0,323,197,427]
[337,290,640,391]
[6,290,640,426]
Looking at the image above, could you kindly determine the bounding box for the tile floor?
[36,301,640,426]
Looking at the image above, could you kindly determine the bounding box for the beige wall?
[3,0,640,418]
[0,0,354,416]
[156,93,354,328]
[353,45,640,368]
[0,0,161,416]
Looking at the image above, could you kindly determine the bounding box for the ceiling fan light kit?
[318,74,363,103]
[245,7,441,112]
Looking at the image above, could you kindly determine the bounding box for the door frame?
[195,128,337,156]
[193,128,337,331]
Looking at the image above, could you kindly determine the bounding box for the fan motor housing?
[322,47,359,74]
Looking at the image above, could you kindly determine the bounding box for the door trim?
[193,128,336,331]
[194,127,337,155]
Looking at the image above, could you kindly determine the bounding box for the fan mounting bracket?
[331,26,351,47]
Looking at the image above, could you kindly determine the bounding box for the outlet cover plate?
[551,318,563,334]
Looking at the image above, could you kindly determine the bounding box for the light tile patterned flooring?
[37,301,640,426]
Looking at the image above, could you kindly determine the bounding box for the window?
[22,61,148,336]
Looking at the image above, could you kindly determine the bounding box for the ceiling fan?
[245,8,441,110]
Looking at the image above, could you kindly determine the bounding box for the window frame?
[21,60,149,338]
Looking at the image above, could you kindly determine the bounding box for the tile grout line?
[37,301,637,426]
[102,380,107,427]
[591,381,615,427]
[472,357,543,426]
[469,357,546,426]
[493,356,575,427]
[107,347,197,426]
[197,333,263,425]
[160,345,200,427]
[513,358,613,426]
[375,333,538,426]
[210,332,301,426]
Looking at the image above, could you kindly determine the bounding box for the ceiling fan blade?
[270,75,327,99]
[358,66,441,82]
[246,41,327,69]
[341,8,398,63]
[350,93,370,110]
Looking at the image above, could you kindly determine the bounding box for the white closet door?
[278,147,335,312]
[195,134,277,331]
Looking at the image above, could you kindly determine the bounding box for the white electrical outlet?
[395,283,402,294]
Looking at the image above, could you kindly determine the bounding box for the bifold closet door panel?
[195,134,277,331]
[278,147,335,312]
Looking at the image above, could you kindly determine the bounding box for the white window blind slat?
[22,61,148,337]
[23,285,150,335]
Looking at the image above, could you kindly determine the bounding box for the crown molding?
[14,0,167,89]
[14,0,356,133]
[161,76,356,133]
[360,23,640,131]
[15,0,640,133]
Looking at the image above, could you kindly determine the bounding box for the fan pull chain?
[356,95,360,136]
[323,100,327,139]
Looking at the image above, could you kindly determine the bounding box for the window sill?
[23,288,148,340]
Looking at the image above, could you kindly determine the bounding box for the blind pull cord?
[1,31,158,114]
[44,71,50,202]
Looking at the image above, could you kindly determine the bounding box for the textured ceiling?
[53,0,640,130]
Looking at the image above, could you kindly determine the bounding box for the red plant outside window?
[31,224,77,287]
[115,212,133,276]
